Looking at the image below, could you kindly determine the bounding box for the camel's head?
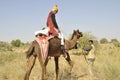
[71,30,83,40]
[76,29,83,38]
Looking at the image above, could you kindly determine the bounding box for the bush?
[111,39,119,43]
[11,39,21,47]
[118,43,120,47]
[0,41,12,51]
[100,38,108,44]
[112,42,120,47]
[110,39,120,47]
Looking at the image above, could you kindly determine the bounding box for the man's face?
[88,41,92,45]
[53,10,58,14]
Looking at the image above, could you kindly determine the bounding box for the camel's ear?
[77,29,79,32]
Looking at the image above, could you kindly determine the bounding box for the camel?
[24,30,83,80]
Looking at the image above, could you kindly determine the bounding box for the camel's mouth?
[76,29,83,37]
[79,32,83,37]
[77,32,83,39]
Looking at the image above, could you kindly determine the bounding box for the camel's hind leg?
[24,55,36,80]
[37,56,49,80]
[65,52,73,75]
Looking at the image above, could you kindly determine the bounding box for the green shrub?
[0,41,12,51]
[11,39,21,47]
[111,39,119,43]
[112,42,120,47]
[100,38,108,44]
[118,43,120,47]
[110,39,120,47]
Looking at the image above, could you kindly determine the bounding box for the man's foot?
[61,45,68,58]
[61,45,65,50]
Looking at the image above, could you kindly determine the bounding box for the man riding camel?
[34,5,67,58]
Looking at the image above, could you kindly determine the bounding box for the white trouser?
[34,27,64,45]
[58,33,64,45]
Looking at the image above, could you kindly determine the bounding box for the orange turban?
[52,5,58,11]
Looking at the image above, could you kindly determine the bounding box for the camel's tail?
[26,45,34,58]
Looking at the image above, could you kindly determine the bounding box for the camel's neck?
[65,35,78,50]
[71,35,78,45]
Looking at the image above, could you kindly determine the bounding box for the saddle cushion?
[35,36,53,63]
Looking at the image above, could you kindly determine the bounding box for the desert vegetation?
[0,33,120,80]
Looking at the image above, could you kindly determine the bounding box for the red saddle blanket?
[35,36,54,63]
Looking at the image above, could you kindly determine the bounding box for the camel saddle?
[35,35,54,63]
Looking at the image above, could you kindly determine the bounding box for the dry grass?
[0,43,120,80]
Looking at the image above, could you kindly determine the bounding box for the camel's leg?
[24,55,36,80]
[65,52,73,75]
[38,57,49,80]
[54,57,59,80]
[41,64,47,80]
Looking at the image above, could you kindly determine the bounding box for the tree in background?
[11,39,21,47]
[111,39,119,43]
[111,39,120,47]
[100,38,108,44]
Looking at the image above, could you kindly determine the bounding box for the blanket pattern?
[35,36,53,63]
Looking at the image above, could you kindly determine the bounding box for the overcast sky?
[0,0,120,42]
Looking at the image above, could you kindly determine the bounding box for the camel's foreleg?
[65,52,73,75]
